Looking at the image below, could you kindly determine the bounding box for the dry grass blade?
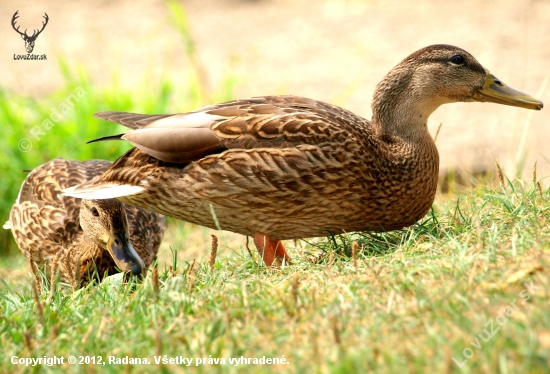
[241,280,249,309]
[495,161,505,189]
[433,122,443,143]
[49,252,62,296]
[533,161,544,199]
[31,281,44,324]
[331,316,342,347]
[386,290,396,313]
[23,330,33,353]
[155,329,162,356]
[352,241,358,269]
[152,266,160,295]
[187,258,196,276]
[291,273,300,305]
[187,258,196,294]
[531,161,545,199]
[468,261,478,286]
[476,217,482,251]
[27,251,42,295]
[444,345,454,374]
[328,253,335,278]
[81,325,93,344]
[245,236,254,259]
[451,197,461,226]
[210,234,218,272]
[96,315,108,341]
[50,323,59,341]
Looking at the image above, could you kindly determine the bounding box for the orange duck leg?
[253,233,292,266]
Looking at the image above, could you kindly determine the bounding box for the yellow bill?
[473,69,543,110]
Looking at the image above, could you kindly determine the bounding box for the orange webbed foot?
[253,233,292,266]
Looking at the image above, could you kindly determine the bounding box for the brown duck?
[65,45,543,266]
[7,159,165,286]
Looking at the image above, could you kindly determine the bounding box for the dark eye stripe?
[412,56,484,73]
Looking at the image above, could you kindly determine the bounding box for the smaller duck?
[6,158,165,286]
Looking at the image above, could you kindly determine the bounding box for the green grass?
[1,177,549,373]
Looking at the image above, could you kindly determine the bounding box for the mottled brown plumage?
[7,159,165,286]
[66,45,543,265]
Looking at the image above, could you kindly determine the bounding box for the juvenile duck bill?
[473,69,543,110]
[106,231,145,275]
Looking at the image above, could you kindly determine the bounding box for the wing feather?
[91,96,368,163]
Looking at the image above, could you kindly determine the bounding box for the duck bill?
[473,69,543,110]
[106,231,145,276]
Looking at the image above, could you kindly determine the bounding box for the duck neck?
[370,70,443,143]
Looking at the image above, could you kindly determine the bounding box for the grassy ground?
[1,176,549,373]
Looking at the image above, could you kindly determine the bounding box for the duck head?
[372,44,543,137]
[79,199,145,276]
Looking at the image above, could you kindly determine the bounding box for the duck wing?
[90,96,368,163]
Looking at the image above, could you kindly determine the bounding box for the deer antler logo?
[11,10,49,54]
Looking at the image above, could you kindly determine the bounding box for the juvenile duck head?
[371,44,543,139]
[79,199,145,276]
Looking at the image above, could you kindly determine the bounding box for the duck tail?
[89,111,174,143]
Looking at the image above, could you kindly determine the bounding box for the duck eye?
[90,207,99,217]
[450,55,464,65]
